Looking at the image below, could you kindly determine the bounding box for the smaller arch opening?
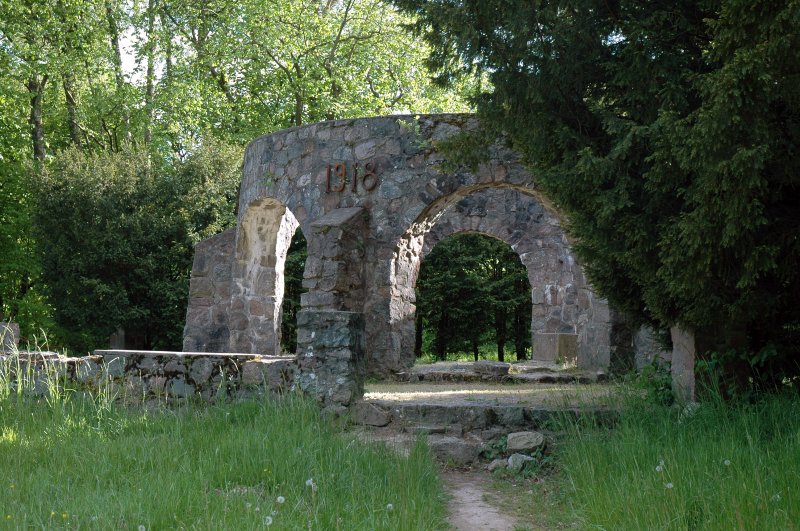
[415,233,532,363]
[280,230,307,354]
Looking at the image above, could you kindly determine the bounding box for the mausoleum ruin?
[182,114,616,411]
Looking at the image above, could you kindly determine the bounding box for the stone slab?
[532,332,577,364]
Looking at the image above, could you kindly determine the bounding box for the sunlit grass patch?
[0,351,447,530]
[554,391,800,529]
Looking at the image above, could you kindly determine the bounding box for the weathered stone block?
[100,352,127,377]
[241,361,264,385]
[168,377,195,398]
[353,402,391,427]
[164,358,188,374]
[473,361,510,376]
[75,359,100,384]
[507,453,534,472]
[190,357,215,384]
[506,431,545,453]
[671,326,696,403]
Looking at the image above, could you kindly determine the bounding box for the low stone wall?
[1,322,20,351]
[1,350,297,402]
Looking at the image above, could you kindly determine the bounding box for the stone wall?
[183,230,235,352]
[182,114,616,407]
[1,350,295,402]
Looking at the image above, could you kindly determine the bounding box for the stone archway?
[183,114,614,411]
[382,186,611,375]
[228,198,301,355]
[419,188,592,357]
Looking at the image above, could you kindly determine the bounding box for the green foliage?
[416,233,530,361]
[628,360,675,406]
[479,435,507,460]
[0,0,476,348]
[33,142,240,353]
[393,0,800,381]
[0,75,53,337]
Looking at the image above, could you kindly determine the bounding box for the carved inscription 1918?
[326,161,378,194]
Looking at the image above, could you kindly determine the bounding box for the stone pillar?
[183,229,235,352]
[295,310,365,414]
[576,290,612,369]
[670,326,696,403]
[633,326,670,369]
[1,322,20,351]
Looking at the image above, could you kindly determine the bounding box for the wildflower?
[50,512,55,517]
[138,526,146,531]
[655,465,663,473]
[665,483,673,489]
[62,513,68,519]
[277,496,285,504]
[772,494,781,502]
[723,459,731,466]
[386,503,394,511]
[246,503,252,509]
[306,478,314,487]
[255,507,261,512]
[264,516,273,526]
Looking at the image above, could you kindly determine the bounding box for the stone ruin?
[3,114,683,410]
[181,114,619,413]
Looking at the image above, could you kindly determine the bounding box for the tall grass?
[556,390,800,530]
[0,350,447,530]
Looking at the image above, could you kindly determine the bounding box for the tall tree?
[394,0,800,386]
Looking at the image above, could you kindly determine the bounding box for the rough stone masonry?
[182,114,617,412]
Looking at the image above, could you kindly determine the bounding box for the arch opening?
[229,198,303,355]
[415,233,532,364]
[380,187,591,375]
[280,229,308,354]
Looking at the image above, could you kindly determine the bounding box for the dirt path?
[440,469,518,531]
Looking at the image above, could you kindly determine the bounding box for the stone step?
[355,399,616,435]
[398,361,606,384]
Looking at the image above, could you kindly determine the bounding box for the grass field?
[515,389,800,530]
[0,355,447,530]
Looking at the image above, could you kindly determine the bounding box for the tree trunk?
[414,311,423,358]
[294,93,304,126]
[105,0,130,144]
[143,0,156,145]
[495,307,506,362]
[515,305,527,361]
[472,338,479,362]
[62,73,82,148]
[27,74,48,161]
[435,311,448,361]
